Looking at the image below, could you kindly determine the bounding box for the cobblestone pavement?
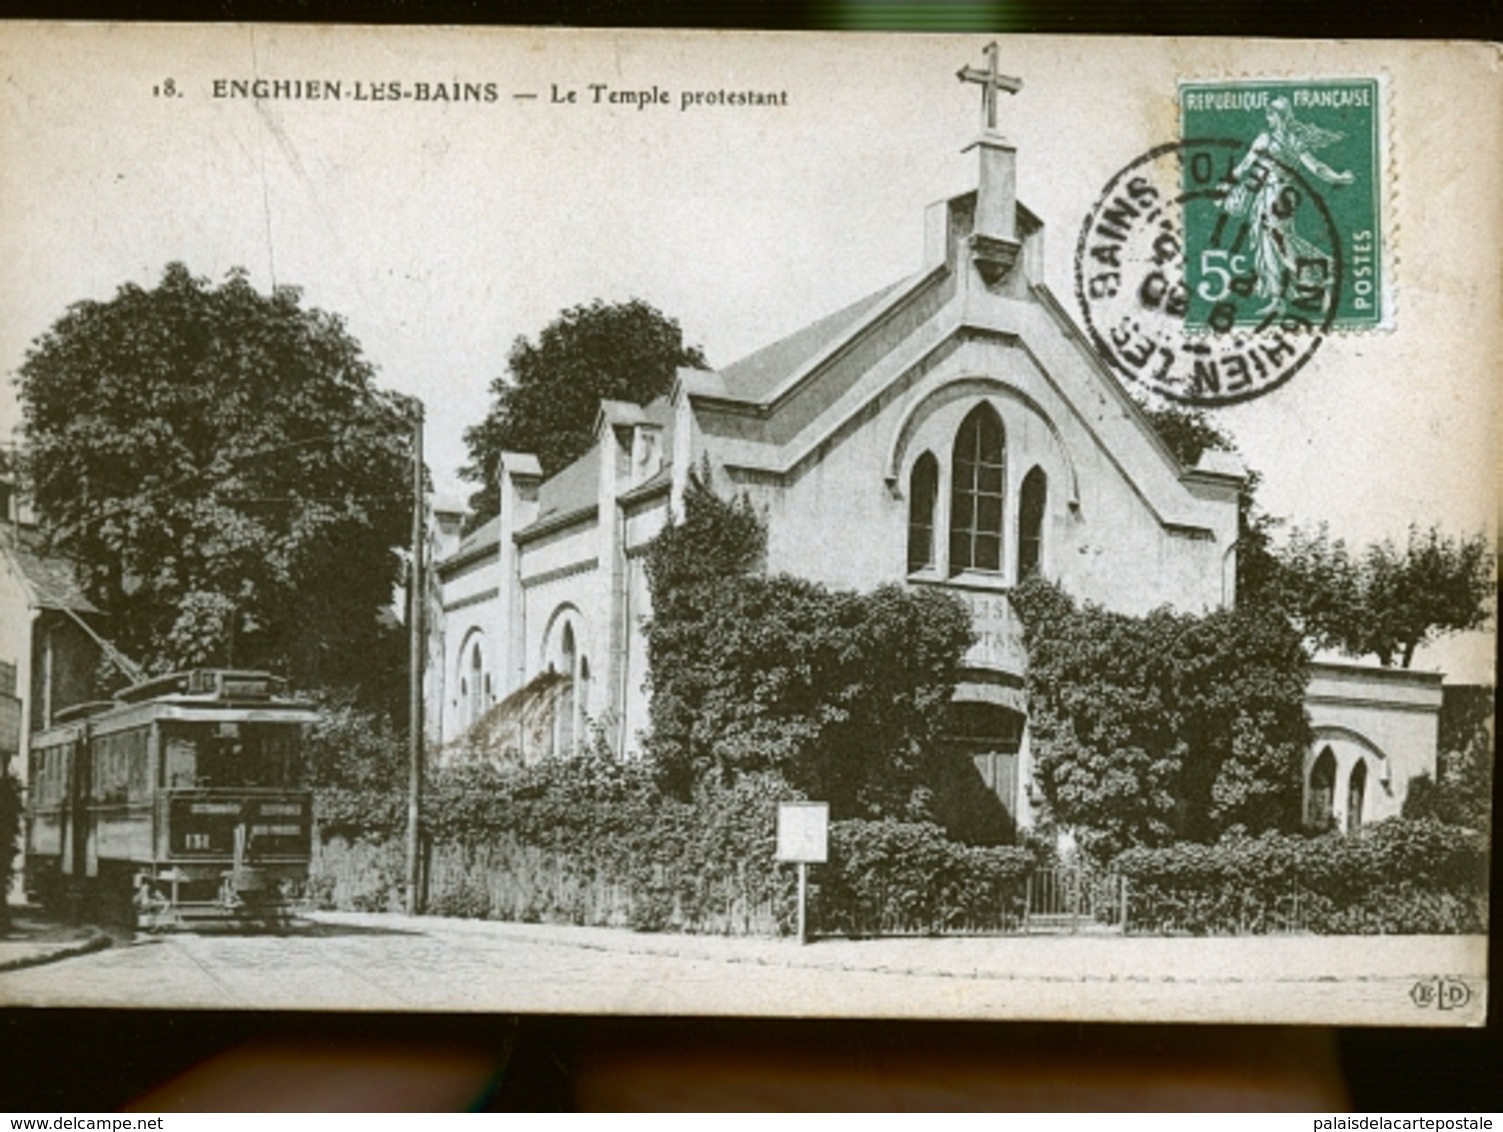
[0,912,1486,1026]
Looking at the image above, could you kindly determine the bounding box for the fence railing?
[1023,867,1128,934]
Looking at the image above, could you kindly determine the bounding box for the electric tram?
[24,668,317,929]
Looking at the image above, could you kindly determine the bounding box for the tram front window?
[162,722,302,789]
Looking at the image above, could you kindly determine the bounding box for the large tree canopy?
[1274,523,1494,668]
[461,298,707,525]
[18,263,412,697]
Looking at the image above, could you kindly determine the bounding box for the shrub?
[815,819,1035,936]
[644,477,976,826]
[1115,818,1488,935]
[1012,574,1310,856]
[306,697,408,839]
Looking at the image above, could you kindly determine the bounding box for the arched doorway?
[938,699,1025,843]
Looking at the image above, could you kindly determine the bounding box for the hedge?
[313,759,799,934]
[814,819,1035,936]
[1114,818,1489,935]
[310,761,1042,937]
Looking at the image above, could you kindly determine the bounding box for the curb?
[0,930,113,974]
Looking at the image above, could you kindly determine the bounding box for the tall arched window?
[558,624,577,757]
[907,452,939,573]
[1346,760,1367,834]
[1018,466,1047,580]
[1307,746,1336,830]
[949,404,1006,574]
[468,642,484,725]
[578,655,591,724]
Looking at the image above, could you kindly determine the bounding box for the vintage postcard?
[0,27,1495,1026]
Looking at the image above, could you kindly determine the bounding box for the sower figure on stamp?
[1222,96,1355,314]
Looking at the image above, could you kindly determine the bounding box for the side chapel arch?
[541,603,591,758]
[454,626,491,731]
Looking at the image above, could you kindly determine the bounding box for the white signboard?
[776,801,829,864]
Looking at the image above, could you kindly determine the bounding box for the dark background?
[1,0,1498,1111]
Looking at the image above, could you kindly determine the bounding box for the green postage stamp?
[1180,78,1384,331]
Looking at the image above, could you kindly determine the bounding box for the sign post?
[775,801,829,945]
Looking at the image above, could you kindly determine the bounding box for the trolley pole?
[405,403,425,917]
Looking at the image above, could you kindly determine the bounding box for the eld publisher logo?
[1410,976,1472,1011]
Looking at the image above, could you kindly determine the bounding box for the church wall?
[1304,663,1442,830]
[518,517,598,583]
[754,332,1231,625]
[435,550,505,750]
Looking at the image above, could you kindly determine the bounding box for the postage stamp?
[1074,138,1340,406]
[1180,78,1385,332]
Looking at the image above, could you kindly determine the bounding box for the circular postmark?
[1074,139,1343,406]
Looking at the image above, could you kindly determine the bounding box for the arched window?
[1307,746,1336,830]
[907,452,939,573]
[1018,466,1047,580]
[1346,760,1367,834]
[468,642,484,725]
[579,655,591,723]
[949,404,1006,574]
[558,624,577,758]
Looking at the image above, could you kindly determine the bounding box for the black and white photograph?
[0,27,1494,1030]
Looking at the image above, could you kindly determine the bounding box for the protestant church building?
[426,58,1440,838]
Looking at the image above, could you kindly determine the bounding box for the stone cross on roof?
[957,41,1022,133]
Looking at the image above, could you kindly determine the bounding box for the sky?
[1,28,1496,678]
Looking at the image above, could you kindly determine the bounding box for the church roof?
[528,445,600,531]
[450,514,501,562]
[517,396,676,539]
[716,277,915,403]
[1,525,98,614]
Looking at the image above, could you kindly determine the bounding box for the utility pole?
[405,402,425,917]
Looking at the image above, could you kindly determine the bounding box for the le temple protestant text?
[208,78,789,112]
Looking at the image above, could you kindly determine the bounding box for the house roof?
[715,277,914,403]
[2,525,98,614]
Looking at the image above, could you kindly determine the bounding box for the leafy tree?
[642,479,978,827]
[461,299,707,526]
[1404,685,1494,835]
[1276,523,1494,667]
[306,694,411,837]
[1012,575,1311,857]
[17,263,412,699]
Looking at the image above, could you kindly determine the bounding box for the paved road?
[1,912,1487,1026]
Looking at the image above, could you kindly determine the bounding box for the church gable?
[666,123,1241,616]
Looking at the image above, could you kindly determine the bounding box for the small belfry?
[958,43,1025,286]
